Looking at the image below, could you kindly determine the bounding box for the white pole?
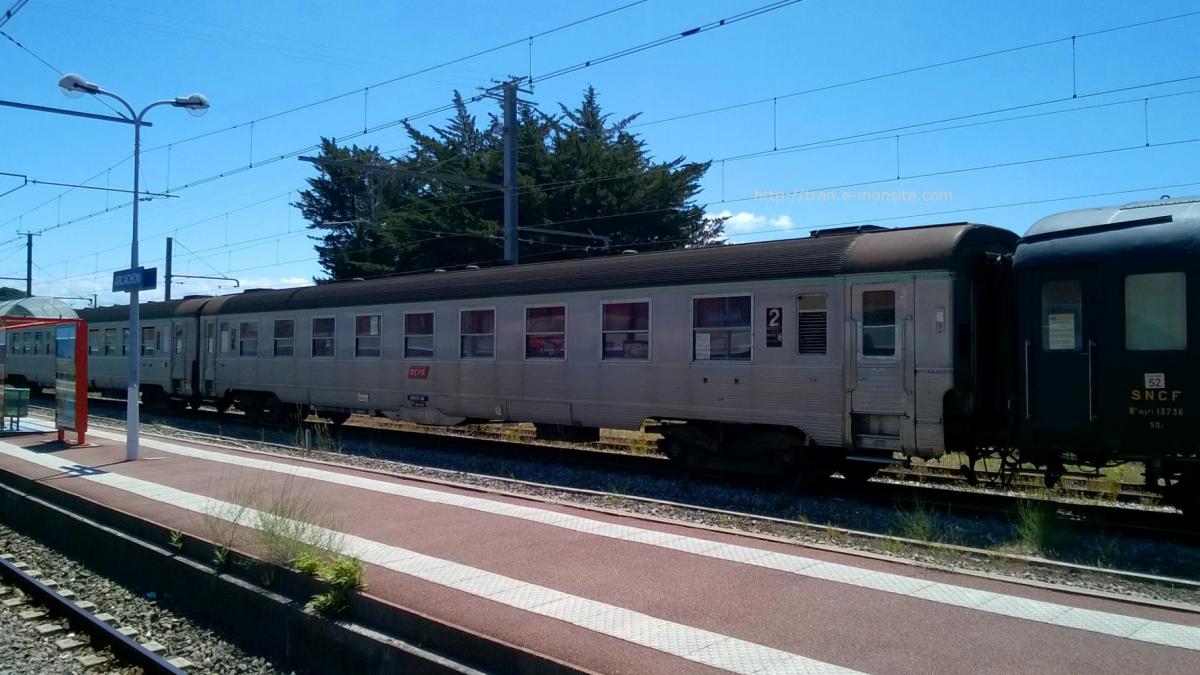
[127,116,142,461]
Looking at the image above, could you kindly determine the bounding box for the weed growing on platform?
[168,530,184,551]
[307,556,365,617]
[293,550,323,576]
[253,473,348,569]
[199,477,254,570]
[213,546,230,570]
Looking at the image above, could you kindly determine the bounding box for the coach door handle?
[847,319,858,392]
[1087,339,1097,422]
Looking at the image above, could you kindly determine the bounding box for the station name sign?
[112,266,158,293]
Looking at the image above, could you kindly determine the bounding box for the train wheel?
[325,412,350,427]
[659,437,691,463]
[838,461,879,484]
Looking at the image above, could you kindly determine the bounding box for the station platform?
[0,422,1198,674]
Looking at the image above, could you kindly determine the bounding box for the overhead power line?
[632,8,1200,128]
[136,1,651,156]
[0,171,177,198]
[16,6,1199,239]
[0,0,650,230]
[532,0,806,82]
[16,65,1200,243]
[0,0,29,29]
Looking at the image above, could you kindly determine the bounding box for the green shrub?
[306,556,365,617]
[323,556,365,591]
[293,550,324,576]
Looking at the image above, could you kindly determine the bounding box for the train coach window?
[355,315,382,358]
[602,301,650,360]
[312,317,336,358]
[861,291,896,357]
[273,320,294,357]
[797,294,827,355]
[1126,272,1187,351]
[1041,280,1082,351]
[239,321,259,357]
[122,328,129,356]
[141,327,157,355]
[87,330,98,355]
[460,309,495,359]
[104,328,117,356]
[404,312,434,359]
[693,296,752,361]
[22,332,30,354]
[34,332,42,355]
[526,306,566,359]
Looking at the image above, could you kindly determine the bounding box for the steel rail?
[0,556,187,675]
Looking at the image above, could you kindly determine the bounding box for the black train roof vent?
[809,224,890,238]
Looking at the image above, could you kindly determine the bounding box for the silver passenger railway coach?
[8,221,1017,480]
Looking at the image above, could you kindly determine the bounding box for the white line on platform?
[73,424,1200,654]
[0,438,861,675]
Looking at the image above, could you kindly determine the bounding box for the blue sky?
[2,0,1198,306]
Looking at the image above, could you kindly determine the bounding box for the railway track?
[0,553,187,674]
[33,396,1195,550]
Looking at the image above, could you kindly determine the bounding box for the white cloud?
[705,210,794,235]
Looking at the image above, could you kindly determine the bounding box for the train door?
[1023,267,1102,446]
[202,319,217,397]
[849,280,916,453]
[169,322,187,395]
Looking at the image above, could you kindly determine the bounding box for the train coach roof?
[79,298,185,323]
[1016,195,1200,267]
[78,222,1016,320]
[183,222,1014,316]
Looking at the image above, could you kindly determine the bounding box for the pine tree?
[298,86,723,280]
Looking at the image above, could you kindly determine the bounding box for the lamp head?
[58,73,99,98]
[173,93,210,117]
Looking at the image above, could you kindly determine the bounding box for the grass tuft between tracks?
[1012,499,1069,556]
[892,498,939,543]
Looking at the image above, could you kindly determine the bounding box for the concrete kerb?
[0,466,587,675]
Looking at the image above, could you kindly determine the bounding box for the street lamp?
[59,73,209,461]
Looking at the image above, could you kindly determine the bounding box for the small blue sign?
[112,266,157,292]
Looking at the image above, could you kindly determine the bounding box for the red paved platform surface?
[0,425,1198,674]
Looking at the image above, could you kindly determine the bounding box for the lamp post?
[59,74,208,460]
